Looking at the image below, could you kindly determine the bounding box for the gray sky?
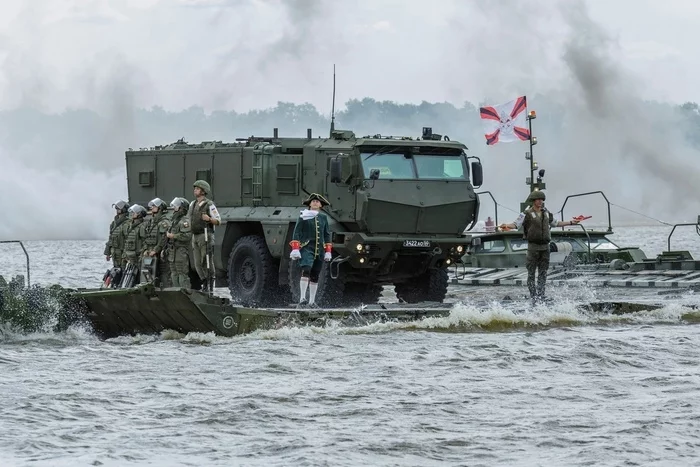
[0,0,695,115]
[0,0,699,240]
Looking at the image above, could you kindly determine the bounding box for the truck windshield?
[360,152,467,180]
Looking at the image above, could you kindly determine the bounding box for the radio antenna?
[329,64,336,136]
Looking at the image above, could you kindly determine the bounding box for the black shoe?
[308,302,319,309]
[296,299,308,309]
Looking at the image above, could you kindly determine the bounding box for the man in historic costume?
[289,193,333,308]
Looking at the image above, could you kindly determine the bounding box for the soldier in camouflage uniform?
[166,197,193,289]
[502,190,580,302]
[104,200,129,268]
[141,198,172,287]
[189,180,221,290]
[120,204,147,283]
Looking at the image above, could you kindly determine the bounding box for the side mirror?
[330,158,342,183]
[369,169,380,180]
[471,161,483,188]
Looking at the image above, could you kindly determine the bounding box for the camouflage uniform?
[512,191,558,300]
[189,180,221,290]
[167,198,193,289]
[104,200,129,269]
[121,205,147,269]
[141,198,172,288]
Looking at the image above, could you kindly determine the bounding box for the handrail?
[0,240,30,286]
[465,191,481,232]
[475,191,498,226]
[560,224,592,260]
[556,190,612,233]
[666,222,700,252]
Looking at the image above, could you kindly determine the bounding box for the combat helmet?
[128,204,147,217]
[148,198,167,211]
[193,180,211,195]
[112,200,130,213]
[170,197,190,212]
[527,190,546,202]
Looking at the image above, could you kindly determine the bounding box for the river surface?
[2,224,700,466]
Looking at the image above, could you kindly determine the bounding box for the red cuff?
[324,243,332,253]
[290,240,300,250]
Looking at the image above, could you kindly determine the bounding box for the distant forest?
[3,96,700,175]
[2,95,700,241]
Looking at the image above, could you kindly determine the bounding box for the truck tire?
[228,235,279,307]
[288,259,345,307]
[344,283,383,306]
[394,268,448,303]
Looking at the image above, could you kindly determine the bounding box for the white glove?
[290,249,301,260]
[324,252,332,261]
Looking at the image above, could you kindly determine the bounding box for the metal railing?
[666,222,700,252]
[475,191,498,226]
[0,240,30,286]
[557,190,612,233]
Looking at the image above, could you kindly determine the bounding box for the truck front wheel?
[394,268,448,303]
[227,235,280,307]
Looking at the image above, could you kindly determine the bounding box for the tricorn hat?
[303,193,330,207]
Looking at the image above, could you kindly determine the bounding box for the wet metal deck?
[450,266,700,289]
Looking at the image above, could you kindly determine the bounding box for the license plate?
[403,240,431,248]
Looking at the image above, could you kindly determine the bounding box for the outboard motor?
[550,241,575,267]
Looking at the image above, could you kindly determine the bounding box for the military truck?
[125,126,483,307]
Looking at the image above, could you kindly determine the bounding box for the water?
[2,225,700,466]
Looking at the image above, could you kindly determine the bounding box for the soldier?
[500,190,580,303]
[104,200,129,268]
[121,204,147,284]
[141,198,172,287]
[189,180,221,290]
[289,193,333,308]
[166,197,193,289]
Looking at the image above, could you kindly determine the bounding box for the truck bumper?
[332,233,468,283]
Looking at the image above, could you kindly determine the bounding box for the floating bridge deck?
[450,263,700,289]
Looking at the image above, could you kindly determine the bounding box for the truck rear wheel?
[228,235,280,307]
[394,268,448,303]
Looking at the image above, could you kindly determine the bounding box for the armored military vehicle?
[125,126,484,307]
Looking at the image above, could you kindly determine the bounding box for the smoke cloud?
[0,0,697,243]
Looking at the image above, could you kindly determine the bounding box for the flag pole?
[522,108,543,213]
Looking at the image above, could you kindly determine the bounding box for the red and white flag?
[479,96,530,146]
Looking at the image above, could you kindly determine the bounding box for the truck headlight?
[356,244,363,251]
[456,245,464,253]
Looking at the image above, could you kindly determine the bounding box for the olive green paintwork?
[124,128,481,306]
[462,229,648,269]
[74,284,458,339]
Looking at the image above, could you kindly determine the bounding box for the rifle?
[118,262,138,288]
[204,227,214,294]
